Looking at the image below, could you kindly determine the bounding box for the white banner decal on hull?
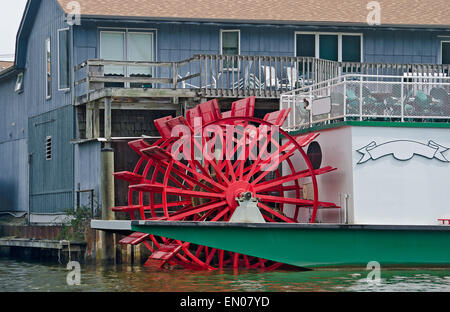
[357,140,449,164]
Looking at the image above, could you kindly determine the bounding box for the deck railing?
[280,74,450,130]
[74,56,450,103]
[340,62,450,77]
[194,55,340,98]
[74,56,342,101]
[74,58,198,104]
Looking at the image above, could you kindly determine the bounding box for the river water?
[1,258,450,292]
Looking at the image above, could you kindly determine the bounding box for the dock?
[0,237,86,264]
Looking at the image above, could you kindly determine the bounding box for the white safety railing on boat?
[280,74,450,131]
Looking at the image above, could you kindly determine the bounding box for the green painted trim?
[288,120,450,136]
[131,222,450,268]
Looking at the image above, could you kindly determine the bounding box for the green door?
[28,106,74,214]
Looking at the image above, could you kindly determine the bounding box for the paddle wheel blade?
[113,171,145,184]
[150,244,183,261]
[141,146,173,162]
[119,232,150,245]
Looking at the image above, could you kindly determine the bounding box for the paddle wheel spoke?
[258,195,314,207]
[211,207,231,221]
[242,136,271,182]
[205,248,218,266]
[257,202,296,223]
[171,159,226,191]
[168,201,227,221]
[254,168,314,192]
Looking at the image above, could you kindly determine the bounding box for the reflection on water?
[1,258,450,292]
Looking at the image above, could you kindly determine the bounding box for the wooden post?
[172,62,178,90]
[93,100,100,139]
[86,102,93,139]
[99,145,115,264]
[104,97,112,141]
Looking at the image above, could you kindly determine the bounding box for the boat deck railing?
[280,74,450,130]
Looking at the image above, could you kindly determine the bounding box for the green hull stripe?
[288,121,450,136]
[131,223,450,268]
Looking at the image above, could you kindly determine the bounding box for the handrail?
[74,58,201,102]
[280,74,450,131]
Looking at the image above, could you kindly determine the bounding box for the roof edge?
[0,66,19,82]
[78,14,450,30]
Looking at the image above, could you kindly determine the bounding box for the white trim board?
[294,31,363,62]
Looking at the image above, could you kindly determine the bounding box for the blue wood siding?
[0,138,28,213]
[22,0,72,118]
[28,105,74,214]
[74,141,102,216]
[363,29,443,64]
[0,75,28,213]
[73,22,448,65]
[71,22,448,90]
[0,0,74,213]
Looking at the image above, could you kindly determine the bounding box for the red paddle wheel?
[113,97,338,270]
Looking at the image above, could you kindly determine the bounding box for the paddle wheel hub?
[225,181,254,210]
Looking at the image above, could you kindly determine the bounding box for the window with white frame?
[100,29,155,88]
[295,32,362,62]
[220,30,240,69]
[442,41,450,65]
[45,38,51,99]
[58,28,70,91]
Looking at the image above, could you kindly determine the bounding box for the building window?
[15,72,24,93]
[100,31,126,79]
[442,41,450,65]
[100,30,155,88]
[58,29,70,91]
[296,34,316,57]
[46,38,51,99]
[295,32,363,62]
[342,35,362,62]
[220,30,240,69]
[319,35,339,61]
[46,136,52,161]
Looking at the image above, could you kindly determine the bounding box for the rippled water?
[1,258,450,292]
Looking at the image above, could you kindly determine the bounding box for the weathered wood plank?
[86,102,93,139]
[87,60,174,67]
[104,97,112,141]
[97,102,181,111]
[89,76,173,84]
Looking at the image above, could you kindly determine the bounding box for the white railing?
[280,74,450,130]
